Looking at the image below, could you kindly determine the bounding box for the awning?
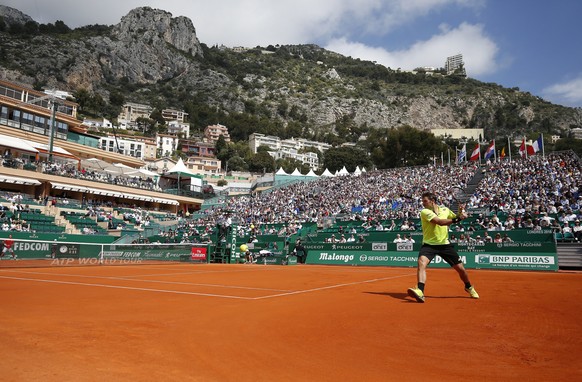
[50,182,88,192]
[51,183,179,205]
[0,134,39,153]
[0,175,41,185]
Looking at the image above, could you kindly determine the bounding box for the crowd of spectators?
[188,152,581,240]
[193,163,478,234]
[40,161,162,192]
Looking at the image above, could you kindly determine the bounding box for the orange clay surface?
[0,263,581,381]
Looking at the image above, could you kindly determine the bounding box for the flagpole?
[541,133,545,158]
[447,149,450,166]
[508,136,512,162]
[493,139,496,162]
[525,136,528,159]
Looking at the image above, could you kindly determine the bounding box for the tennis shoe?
[465,286,479,299]
[407,287,425,303]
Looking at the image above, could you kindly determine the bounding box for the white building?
[117,102,153,129]
[269,149,319,169]
[99,136,145,159]
[82,118,113,129]
[156,134,179,158]
[167,120,191,138]
[249,133,331,169]
[445,54,465,76]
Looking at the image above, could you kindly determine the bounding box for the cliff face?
[0,5,580,137]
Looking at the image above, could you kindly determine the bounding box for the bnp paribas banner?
[303,241,558,271]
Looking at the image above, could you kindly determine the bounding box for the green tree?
[554,139,582,157]
[227,156,248,172]
[322,146,372,172]
[256,145,272,153]
[366,125,448,168]
[215,135,228,156]
[248,151,275,173]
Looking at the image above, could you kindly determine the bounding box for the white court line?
[252,273,414,300]
[117,267,270,278]
[0,275,254,300]
[0,271,417,301]
[0,269,293,292]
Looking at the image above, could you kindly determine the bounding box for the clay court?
[0,263,580,381]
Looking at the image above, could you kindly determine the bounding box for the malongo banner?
[303,241,558,271]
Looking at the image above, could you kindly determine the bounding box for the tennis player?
[407,191,479,303]
[1,234,17,260]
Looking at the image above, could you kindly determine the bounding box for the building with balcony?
[204,124,230,143]
[248,133,330,169]
[180,140,216,158]
[185,156,222,175]
[156,134,179,158]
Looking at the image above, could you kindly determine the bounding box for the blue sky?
[3,0,581,108]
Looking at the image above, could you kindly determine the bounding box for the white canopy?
[290,168,302,176]
[166,158,198,178]
[129,168,160,178]
[275,167,288,175]
[305,169,319,177]
[104,162,136,175]
[82,158,110,170]
[0,134,39,153]
[353,166,362,176]
[320,168,334,177]
[337,166,350,176]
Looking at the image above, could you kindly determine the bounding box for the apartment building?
[204,124,230,143]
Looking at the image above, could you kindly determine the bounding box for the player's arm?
[424,209,464,226]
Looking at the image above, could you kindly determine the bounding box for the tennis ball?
[240,244,248,252]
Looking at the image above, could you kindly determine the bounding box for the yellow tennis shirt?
[420,206,456,245]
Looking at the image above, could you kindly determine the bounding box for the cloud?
[325,22,499,76]
[543,75,582,108]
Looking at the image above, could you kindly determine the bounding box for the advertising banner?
[303,241,558,271]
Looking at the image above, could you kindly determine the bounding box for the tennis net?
[0,238,210,268]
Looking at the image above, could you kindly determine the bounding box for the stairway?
[450,168,486,212]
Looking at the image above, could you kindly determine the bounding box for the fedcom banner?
[303,242,558,271]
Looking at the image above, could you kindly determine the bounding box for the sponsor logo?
[475,254,555,265]
[318,253,354,263]
[396,242,413,251]
[13,242,49,251]
[371,242,388,251]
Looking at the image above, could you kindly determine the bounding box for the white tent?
[166,158,197,177]
[290,168,302,176]
[306,169,319,177]
[165,158,202,192]
[104,162,136,176]
[320,168,334,177]
[353,166,362,176]
[82,158,110,170]
[337,166,349,176]
[361,167,367,173]
[128,168,160,178]
[275,167,288,175]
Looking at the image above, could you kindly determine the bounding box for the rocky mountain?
[1,5,581,144]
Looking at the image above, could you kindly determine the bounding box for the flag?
[532,135,543,153]
[519,138,527,158]
[500,147,506,159]
[484,141,495,160]
[469,143,480,161]
[457,144,466,163]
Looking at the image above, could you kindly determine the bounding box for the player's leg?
[407,245,435,302]
[441,245,479,299]
[451,263,479,298]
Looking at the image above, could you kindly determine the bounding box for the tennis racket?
[449,186,470,218]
